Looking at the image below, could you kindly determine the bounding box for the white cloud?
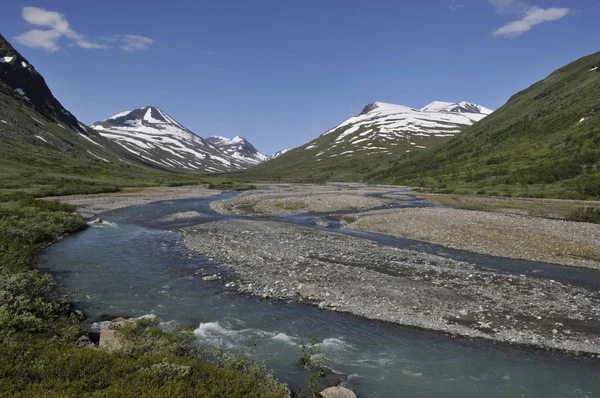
[119,35,155,52]
[14,29,63,52]
[493,6,569,37]
[14,7,152,52]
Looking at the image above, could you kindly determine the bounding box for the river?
[39,193,600,397]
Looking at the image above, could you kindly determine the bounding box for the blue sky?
[1,0,598,154]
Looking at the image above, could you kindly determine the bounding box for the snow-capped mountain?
[419,101,493,114]
[206,135,268,167]
[269,148,290,160]
[290,100,492,162]
[91,106,255,173]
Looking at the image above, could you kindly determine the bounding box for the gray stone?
[73,309,86,321]
[202,275,221,282]
[317,386,357,398]
[75,334,95,348]
[99,329,122,351]
[298,284,319,299]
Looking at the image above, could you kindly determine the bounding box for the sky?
[1,0,598,154]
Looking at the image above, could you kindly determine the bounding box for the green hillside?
[368,51,600,199]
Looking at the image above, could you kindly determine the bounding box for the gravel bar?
[343,207,600,269]
[182,219,600,356]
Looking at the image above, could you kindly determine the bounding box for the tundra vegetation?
[0,187,288,397]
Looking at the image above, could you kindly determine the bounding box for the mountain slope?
[243,100,491,182]
[91,107,255,173]
[0,33,129,162]
[368,51,600,199]
[206,135,268,166]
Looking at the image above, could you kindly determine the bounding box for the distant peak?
[421,101,493,115]
[360,102,414,115]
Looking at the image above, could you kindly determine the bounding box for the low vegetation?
[0,191,288,397]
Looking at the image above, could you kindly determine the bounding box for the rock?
[75,334,95,348]
[109,317,128,329]
[316,220,329,227]
[325,370,349,387]
[317,386,356,398]
[92,218,103,224]
[298,284,319,299]
[202,275,221,282]
[73,309,86,321]
[99,329,122,351]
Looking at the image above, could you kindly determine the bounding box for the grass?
[0,191,288,397]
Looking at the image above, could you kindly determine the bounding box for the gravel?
[182,219,600,356]
[210,184,396,216]
[343,207,600,269]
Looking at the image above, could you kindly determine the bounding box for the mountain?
[206,135,268,166]
[243,100,491,182]
[91,107,258,173]
[269,148,290,159]
[315,101,491,157]
[368,51,600,199]
[0,33,142,163]
[0,34,213,195]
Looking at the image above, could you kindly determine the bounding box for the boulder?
[75,334,95,348]
[317,386,356,398]
[99,329,122,351]
[202,275,221,282]
[109,317,128,329]
[73,309,86,321]
[298,284,319,299]
[325,370,349,387]
[92,218,103,224]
